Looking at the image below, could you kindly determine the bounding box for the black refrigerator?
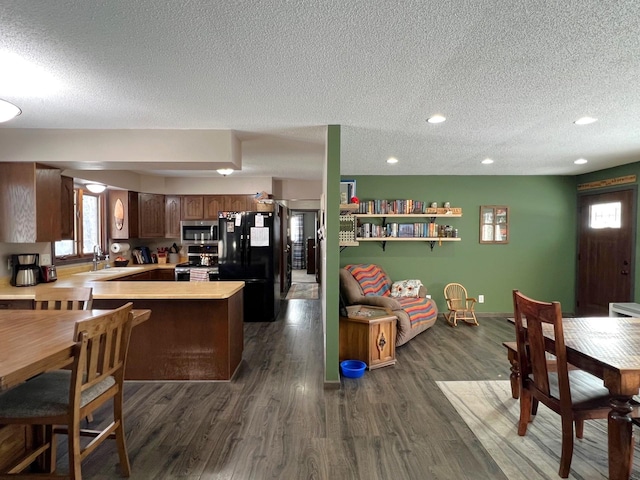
[218,211,281,322]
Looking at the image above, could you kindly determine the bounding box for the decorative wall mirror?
[480,205,509,244]
[114,198,124,230]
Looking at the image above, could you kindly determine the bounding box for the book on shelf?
[358,199,429,215]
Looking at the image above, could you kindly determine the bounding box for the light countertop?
[0,264,243,300]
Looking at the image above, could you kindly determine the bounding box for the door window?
[589,202,621,229]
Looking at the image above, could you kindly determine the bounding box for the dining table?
[0,308,152,391]
[509,316,640,480]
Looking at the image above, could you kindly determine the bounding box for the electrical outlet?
[41,253,51,266]
[478,294,485,303]
[426,294,431,299]
[7,258,12,272]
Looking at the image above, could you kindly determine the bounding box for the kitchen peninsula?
[0,266,245,381]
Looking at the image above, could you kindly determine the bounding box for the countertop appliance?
[181,220,218,245]
[218,211,281,322]
[40,265,57,283]
[174,244,219,281]
[11,254,41,287]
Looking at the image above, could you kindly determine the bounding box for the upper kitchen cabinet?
[60,175,75,240]
[0,163,62,242]
[165,195,181,238]
[203,195,225,219]
[138,193,166,238]
[182,196,204,220]
[227,195,256,212]
[109,190,139,240]
[181,194,258,220]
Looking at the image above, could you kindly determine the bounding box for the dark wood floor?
[59,300,516,479]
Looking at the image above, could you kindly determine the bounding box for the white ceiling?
[1,1,639,179]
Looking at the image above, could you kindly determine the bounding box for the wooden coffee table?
[339,305,397,369]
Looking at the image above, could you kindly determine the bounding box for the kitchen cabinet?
[60,175,75,241]
[138,193,165,238]
[108,190,139,240]
[182,195,257,220]
[0,300,33,310]
[227,195,255,212]
[0,163,62,243]
[153,269,176,281]
[182,196,204,220]
[165,195,181,238]
[115,269,174,281]
[203,195,225,219]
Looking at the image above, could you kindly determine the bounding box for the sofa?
[339,264,438,346]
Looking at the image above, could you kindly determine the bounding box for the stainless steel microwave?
[180,220,218,244]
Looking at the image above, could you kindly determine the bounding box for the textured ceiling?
[1,0,639,179]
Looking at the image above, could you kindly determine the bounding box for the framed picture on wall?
[480,205,509,243]
[340,180,356,204]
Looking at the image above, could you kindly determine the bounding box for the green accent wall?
[325,125,341,382]
[340,175,578,313]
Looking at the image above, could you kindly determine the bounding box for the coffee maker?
[11,254,41,287]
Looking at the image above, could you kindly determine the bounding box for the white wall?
[274,179,322,200]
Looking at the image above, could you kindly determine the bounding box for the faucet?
[92,245,103,271]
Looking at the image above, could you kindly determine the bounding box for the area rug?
[436,380,640,480]
[286,283,318,300]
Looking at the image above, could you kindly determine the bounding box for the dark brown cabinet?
[153,269,176,281]
[138,193,165,238]
[108,190,139,240]
[115,269,174,281]
[0,163,61,242]
[165,195,181,238]
[182,196,204,220]
[0,300,34,309]
[60,175,75,241]
[182,195,255,220]
[203,195,225,219]
[226,194,255,212]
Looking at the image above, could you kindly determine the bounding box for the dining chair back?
[34,287,93,311]
[443,283,478,327]
[0,302,134,478]
[512,289,617,478]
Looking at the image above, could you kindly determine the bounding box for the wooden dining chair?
[0,302,134,479]
[443,283,478,327]
[512,289,624,478]
[34,287,93,311]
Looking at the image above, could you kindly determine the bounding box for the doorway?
[576,187,636,316]
[286,210,319,300]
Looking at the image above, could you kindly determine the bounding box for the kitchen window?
[54,188,107,263]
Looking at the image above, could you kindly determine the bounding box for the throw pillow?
[391,279,422,298]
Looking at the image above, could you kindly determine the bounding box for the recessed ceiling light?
[574,116,597,125]
[387,157,398,164]
[481,158,494,165]
[574,158,588,165]
[217,168,234,176]
[427,115,446,124]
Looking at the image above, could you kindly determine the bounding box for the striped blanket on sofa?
[345,264,436,328]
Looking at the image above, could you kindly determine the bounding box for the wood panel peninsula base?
[339,305,397,369]
[93,282,244,381]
